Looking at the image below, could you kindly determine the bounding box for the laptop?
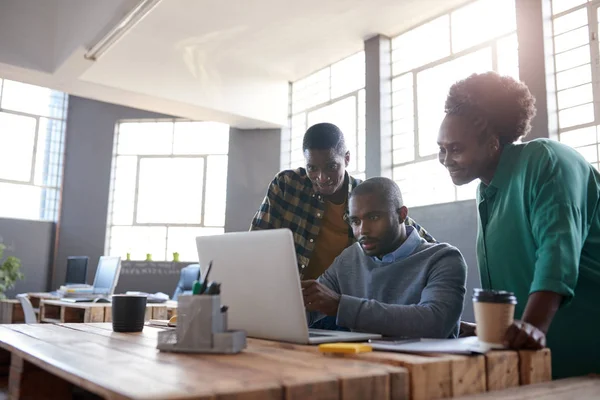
[195,229,382,344]
[60,256,122,303]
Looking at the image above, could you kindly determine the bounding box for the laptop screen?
[92,256,121,295]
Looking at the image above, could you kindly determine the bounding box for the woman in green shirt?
[437,71,600,379]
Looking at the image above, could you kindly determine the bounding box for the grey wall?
[409,200,479,322]
[0,217,55,296]
[53,96,172,290]
[225,128,281,233]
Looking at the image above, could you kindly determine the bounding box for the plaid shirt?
[250,168,436,276]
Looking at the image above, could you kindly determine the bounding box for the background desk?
[39,300,177,324]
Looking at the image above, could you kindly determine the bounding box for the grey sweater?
[308,237,467,338]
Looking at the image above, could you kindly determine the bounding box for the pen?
[198,260,213,294]
[192,265,203,295]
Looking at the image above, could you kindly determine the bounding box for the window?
[106,120,229,262]
[551,0,600,171]
[391,0,518,207]
[285,52,366,180]
[0,78,68,221]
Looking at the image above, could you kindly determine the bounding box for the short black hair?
[445,72,537,145]
[350,177,404,210]
[302,123,347,155]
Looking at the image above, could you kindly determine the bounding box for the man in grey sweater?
[301,177,467,338]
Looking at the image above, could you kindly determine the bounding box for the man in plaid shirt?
[250,123,435,282]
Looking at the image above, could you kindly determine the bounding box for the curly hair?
[444,72,537,145]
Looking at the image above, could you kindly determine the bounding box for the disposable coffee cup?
[111,295,147,333]
[472,289,517,349]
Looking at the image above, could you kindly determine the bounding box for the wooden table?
[39,300,177,323]
[0,323,405,400]
[0,323,585,400]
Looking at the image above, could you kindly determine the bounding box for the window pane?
[110,156,137,225]
[204,155,228,226]
[558,103,594,128]
[392,15,450,75]
[34,117,65,188]
[554,45,590,72]
[574,144,599,163]
[0,182,42,220]
[173,122,229,155]
[291,113,306,139]
[292,68,330,113]
[0,112,37,182]
[552,0,587,15]
[556,64,592,90]
[554,26,589,53]
[393,133,414,164]
[553,7,588,35]
[331,52,365,99]
[357,89,366,173]
[559,125,597,147]
[0,80,67,119]
[496,33,520,80]
[166,227,224,263]
[109,226,167,261]
[451,0,516,53]
[557,83,594,109]
[307,96,359,172]
[393,160,456,207]
[117,122,173,155]
[456,179,479,201]
[417,48,492,157]
[136,158,204,224]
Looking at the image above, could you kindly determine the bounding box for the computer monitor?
[92,256,122,295]
[65,256,88,285]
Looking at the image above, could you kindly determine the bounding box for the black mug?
[111,295,147,332]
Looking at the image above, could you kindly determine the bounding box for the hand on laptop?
[301,280,341,316]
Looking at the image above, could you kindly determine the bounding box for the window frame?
[390,0,518,206]
[105,119,229,261]
[550,0,600,170]
[285,52,366,179]
[0,78,68,221]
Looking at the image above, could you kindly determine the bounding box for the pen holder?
[157,294,246,354]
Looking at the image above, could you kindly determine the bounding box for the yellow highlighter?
[318,343,373,354]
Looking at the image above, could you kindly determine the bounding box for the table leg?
[8,355,72,399]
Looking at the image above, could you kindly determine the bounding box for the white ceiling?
[0,0,469,128]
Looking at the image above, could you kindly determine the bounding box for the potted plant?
[0,244,24,299]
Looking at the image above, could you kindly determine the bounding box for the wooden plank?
[0,326,195,400]
[518,349,552,385]
[0,348,10,389]
[452,376,600,399]
[0,301,24,324]
[83,307,105,323]
[252,338,450,400]
[9,354,73,400]
[8,323,395,400]
[423,353,486,397]
[40,302,61,323]
[67,324,400,400]
[485,351,520,392]
[246,344,406,400]
[6,324,280,400]
[151,306,168,320]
